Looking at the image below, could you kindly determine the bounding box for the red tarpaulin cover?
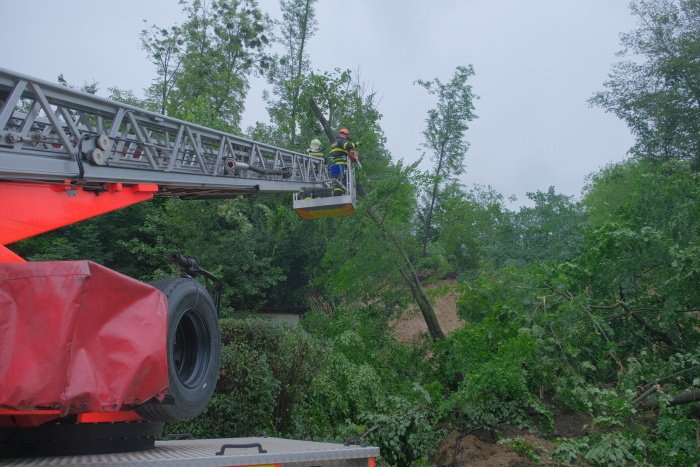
[0,261,168,414]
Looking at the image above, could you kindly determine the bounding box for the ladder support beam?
[0,67,331,196]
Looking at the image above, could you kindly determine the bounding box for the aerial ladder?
[0,67,369,463]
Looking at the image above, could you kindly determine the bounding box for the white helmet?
[310,139,321,150]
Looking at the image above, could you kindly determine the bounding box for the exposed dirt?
[434,431,560,467]
[551,408,592,438]
[389,279,464,342]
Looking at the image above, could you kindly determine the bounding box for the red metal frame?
[0,181,157,251]
[0,245,25,263]
[77,411,144,423]
[294,202,355,220]
[0,410,145,427]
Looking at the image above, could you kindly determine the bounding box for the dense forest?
[14,0,700,465]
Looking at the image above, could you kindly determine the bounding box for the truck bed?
[1,436,379,466]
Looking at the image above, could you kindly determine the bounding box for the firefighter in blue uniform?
[328,128,356,195]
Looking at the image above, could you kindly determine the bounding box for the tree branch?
[542,283,574,301]
[638,388,700,410]
[617,300,676,348]
[308,96,334,143]
[633,384,659,407]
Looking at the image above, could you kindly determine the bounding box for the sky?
[0,0,637,207]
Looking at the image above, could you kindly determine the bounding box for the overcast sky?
[1,0,637,207]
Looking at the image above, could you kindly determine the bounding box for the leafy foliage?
[415,65,478,255]
[264,0,318,147]
[436,301,554,433]
[142,0,273,131]
[591,0,700,168]
[141,22,184,113]
[359,395,440,467]
[166,318,325,437]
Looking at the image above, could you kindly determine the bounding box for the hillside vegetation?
[15,0,700,465]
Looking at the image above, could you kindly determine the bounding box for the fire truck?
[0,67,376,465]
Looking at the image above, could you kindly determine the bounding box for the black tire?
[136,278,221,422]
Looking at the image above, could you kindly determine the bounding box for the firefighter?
[328,128,356,195]
[303,139,324,199]
[307,139,323,159]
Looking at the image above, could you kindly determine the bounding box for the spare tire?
[136,278,220,422]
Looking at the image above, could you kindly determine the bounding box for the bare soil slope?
[390,279,463,342]
[434,432,558,466]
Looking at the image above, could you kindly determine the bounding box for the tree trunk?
[308,97,335,142]
[308,97,445,340]
[289,0,312,146]
[366,208,445,340]
[421,103,453,257]
[638,388,700,410]
[422,139,446,256]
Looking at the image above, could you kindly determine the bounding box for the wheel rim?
[172,308,211,388]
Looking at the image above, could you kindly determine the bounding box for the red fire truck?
[0,68,374,465]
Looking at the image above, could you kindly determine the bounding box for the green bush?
[360,395,441,467]
[435,311,553,433]
[166,317,326,438]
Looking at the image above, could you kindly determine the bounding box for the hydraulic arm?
[0,67,338,258]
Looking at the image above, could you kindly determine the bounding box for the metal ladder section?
[0,67,331,198]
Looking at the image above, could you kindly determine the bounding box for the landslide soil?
[389,280,590,465]
[389,279,464,342]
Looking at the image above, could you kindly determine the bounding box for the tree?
[168,0,273,131]
[302,70,359,141]
[440,159,700,462]
[582,160,700,316]
[57,73,98,95]
[250,66,394,316]
[141,22,184,114]
[301,69,391,174]
[416,65,478,255]
[316,159,446,340]
[108,86,154,109]
[591,0,700,168]
[510,187,585,265]
[119,197,286,315]
[432,182,513,272]
[308,75,445,339]
[265,0,318,147]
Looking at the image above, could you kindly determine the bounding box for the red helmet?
[338,128,349,137]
